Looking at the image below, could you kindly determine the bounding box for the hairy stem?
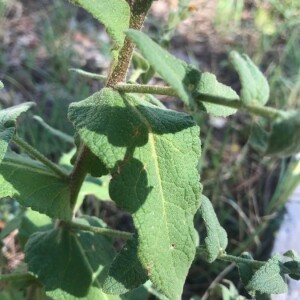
[13,135,69,179]
[218,253,265,268]
[69,1,154,211]
[68,221,133,239]
[106,0,154,87]
[114,83,283,119]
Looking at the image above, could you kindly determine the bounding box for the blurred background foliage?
[0,0,299,299]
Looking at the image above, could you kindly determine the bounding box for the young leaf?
[194,72,239,117]
[246,254,287,294]
[126,30,239,116]
[68,88,201,300]
[199,195,228,263]
[230,51,270,106]
[0,102,35,163]
[103,234,148,294]
[126,29,200,108]
[25,216,119,300]
[70,0,130,49]
[0,152,72,220]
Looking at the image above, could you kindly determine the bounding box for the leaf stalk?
[114,83,283,119]
[13,135,69,180]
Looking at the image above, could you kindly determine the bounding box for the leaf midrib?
[124,97,178,289]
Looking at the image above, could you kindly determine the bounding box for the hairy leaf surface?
[70,0,130,49]
[194,72,239,117]
[0,102,34,163]
[126,30,239,117]
[25,216,119,300]
[68,88,201,300]
[103,234,148,294]
[199,195,228,262]
[247,254,287,294]
[230,51,269,106]
[126,29,200,108]
[0,152,72,220]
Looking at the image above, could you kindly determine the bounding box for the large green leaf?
[70,0,130,49]
[126,30,239,117]
[230,51,270,106]
[25,216,119,300]
[0,102,34,163]
[0,152,72,220]
[199,195,228,263]
[68,88,201,300]
[246,254,287,294]
[103,234,148,294]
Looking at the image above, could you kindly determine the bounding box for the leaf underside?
[68,88,201,300]
[0,152,72,220]
[126,29,239,117]
[199,195,228,263]
[0,102,35,163]
[230,51,270,106]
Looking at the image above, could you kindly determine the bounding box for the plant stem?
[115,83,178,96]
[68,145,94,210]
[13,135,69,179]
[114,83,283,119]
[69,1,154,210]
[106,0,154,87]
[218,253,265,268]
[68,221,133,239]
[0,272,34,283]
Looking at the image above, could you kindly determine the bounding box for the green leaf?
[70,0,130,49]
[126,30,239,116]
[246,254,287,294]
[266,110,300,156]
[236,253,257,298]
[25,216,119,300]
[283,250,300,280]
[0,152,72,220]
[199,195,228,262]
[249,110,300,157]
[18,209,52,248]
[230,51,270,106]
[0,80,3,89]
[0,210,24,240]
[103,234,148,294]
[194,72,239,117]
[68,88,201,300]
[126,29,200,108]
[0,102,35,163]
